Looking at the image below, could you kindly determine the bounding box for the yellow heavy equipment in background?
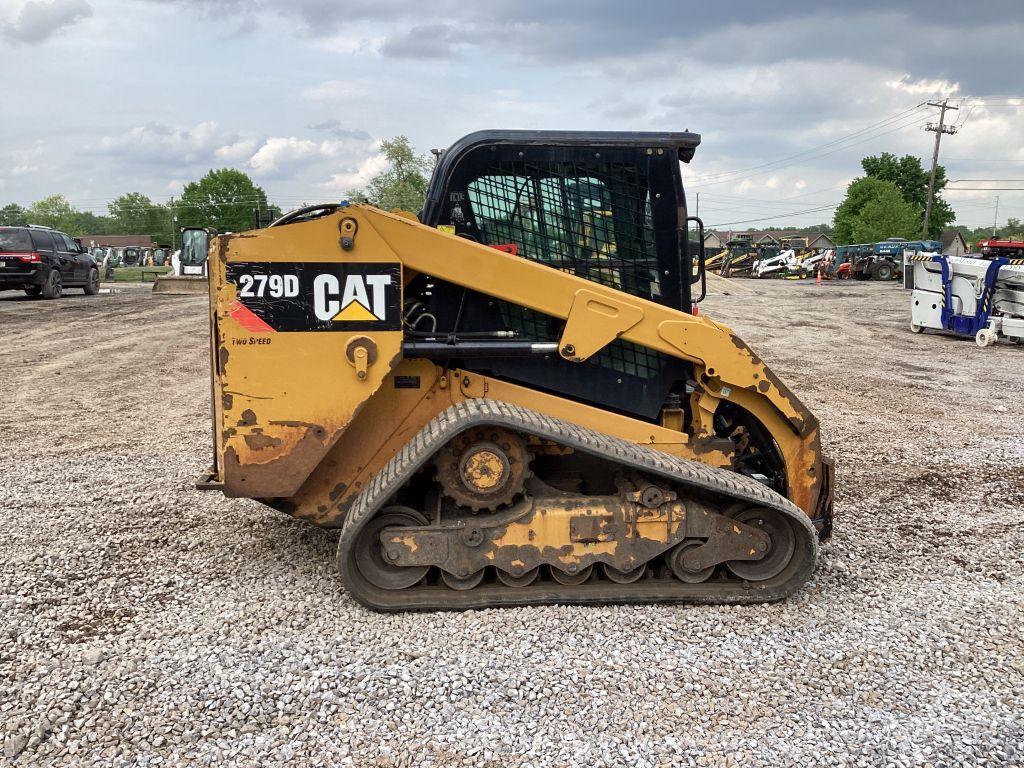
[197,130,833,611]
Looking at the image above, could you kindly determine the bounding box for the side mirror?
[685,215,706,304]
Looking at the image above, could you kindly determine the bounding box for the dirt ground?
[2,279,1022,766]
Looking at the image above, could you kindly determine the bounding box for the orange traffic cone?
[816,268,823,285]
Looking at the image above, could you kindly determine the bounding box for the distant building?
[80,234,156,248]
[940,230,968,257]
[704,230,836,251]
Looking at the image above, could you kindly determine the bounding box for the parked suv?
[0,225,100,299]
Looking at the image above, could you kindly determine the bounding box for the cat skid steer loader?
[198,130,834,611]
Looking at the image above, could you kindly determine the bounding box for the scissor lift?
[905,253,1024,347]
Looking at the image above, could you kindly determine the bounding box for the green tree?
[834,178,919,243]
[26,195,78,230]
[176,169,269,233]
[108,192,165,237]
[349,136,431,213]
[861,152,954,238]
[64,211,118,238]
[834,177,889,243]
[0,203,29,226]
[954,216,1024,249]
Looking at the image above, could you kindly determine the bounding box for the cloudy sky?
[2,0,1023,229]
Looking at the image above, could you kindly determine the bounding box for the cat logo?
[313,273,392,323]
[226,262,401,333]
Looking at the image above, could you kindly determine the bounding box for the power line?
[694,197,838,212]
[943,158,1024,163]
[688,103,928,186]
[708,203,838,228]
[692,111,931,190]
[695,184,845,208]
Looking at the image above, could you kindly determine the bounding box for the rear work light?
[15,252,42,263]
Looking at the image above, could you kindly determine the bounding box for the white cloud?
[91,121,243,166]
[246,135,377,180]
[85,119,381,197]
[2,0,92,43]
[248,137,323,176]
[324,153,389,194]
[312,31,383,55]
[215,139,260,164]
[886,75,960,96]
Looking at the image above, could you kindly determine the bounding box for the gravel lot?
[2,280,1022,767]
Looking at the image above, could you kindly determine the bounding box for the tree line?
[0,169,278,246]
[724,152,1019,247]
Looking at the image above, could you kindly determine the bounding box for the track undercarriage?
[337,401,818,611]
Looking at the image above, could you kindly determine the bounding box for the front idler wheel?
[725,508,796,581]
[353,506,429,590]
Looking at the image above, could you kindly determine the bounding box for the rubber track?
[337,400,818,611]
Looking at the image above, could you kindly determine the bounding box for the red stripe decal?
[229,302,276,333]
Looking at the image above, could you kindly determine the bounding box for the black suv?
[0,225,100,299]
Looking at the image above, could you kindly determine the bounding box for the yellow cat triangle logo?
[333,300,378,322]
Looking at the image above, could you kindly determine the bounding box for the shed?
[940,230,967,257]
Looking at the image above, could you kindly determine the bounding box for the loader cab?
[421,130,703,312]
[179,227,215,276]
[414,129,703,420]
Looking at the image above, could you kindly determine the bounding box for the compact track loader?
[198,130,834,611]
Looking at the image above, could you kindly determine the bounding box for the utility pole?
[992,195,1000,237]
[169,197,176,250]
[923,99,958,238]
[695,192,699,218]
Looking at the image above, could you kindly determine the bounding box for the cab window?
[466,167,660,302]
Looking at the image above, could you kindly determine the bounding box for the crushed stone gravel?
[1,281,1022,767]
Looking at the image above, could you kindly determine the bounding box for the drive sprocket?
[434,426,530,511]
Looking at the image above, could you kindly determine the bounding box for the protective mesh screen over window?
[465,161,667,381]
[466,162,659,299]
